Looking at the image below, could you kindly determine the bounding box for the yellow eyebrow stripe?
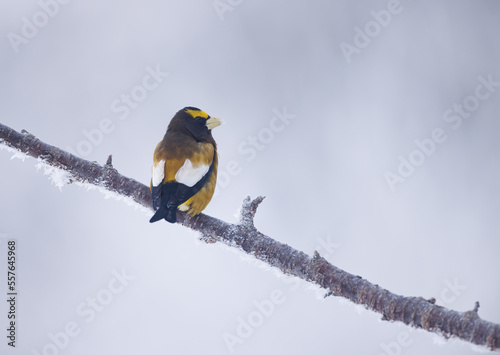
[185,108,209,119]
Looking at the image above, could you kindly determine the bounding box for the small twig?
[239,195,265,228]
[105,154,114,169]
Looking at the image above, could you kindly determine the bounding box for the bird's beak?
[206,117,224,130]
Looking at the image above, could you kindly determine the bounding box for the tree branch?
[1,122,499,350]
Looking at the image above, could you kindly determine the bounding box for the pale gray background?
[1,1,499,354]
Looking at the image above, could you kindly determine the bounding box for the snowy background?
[1,0,500,354]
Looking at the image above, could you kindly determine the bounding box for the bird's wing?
[151,143,215,210]
[167,142,214,183]
[151,158,167,210]
[175,159,210,187]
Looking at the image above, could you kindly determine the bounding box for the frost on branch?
[1,121,499,351]
[239,195,265,228]
[0,123,151,211]
[35,161,71,190]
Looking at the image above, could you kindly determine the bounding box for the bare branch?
[1,121,499,351]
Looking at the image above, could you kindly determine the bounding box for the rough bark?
[1,122,499,350]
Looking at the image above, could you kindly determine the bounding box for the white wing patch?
[151,160,165,187]
[175,159,210,187]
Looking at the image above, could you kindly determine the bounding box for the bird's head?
[168,107,224,142]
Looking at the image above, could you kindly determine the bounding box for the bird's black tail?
[149,204,177,223]
[150,183,179,223]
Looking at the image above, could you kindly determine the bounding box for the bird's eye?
[195,117,205,125]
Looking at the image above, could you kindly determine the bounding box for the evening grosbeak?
[149,107,223,223]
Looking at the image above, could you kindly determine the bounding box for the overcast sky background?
[1,1,499,354]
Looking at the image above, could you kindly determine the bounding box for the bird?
[149,107,223,223]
